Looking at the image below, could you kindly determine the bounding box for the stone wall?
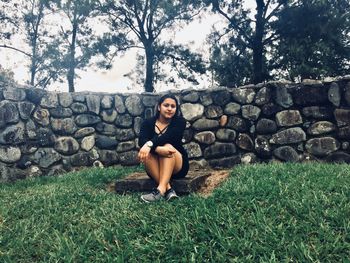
[1,76,350,182]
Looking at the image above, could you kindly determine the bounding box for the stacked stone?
[1,75,350,182]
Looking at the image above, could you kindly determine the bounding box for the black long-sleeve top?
[138,116,188,158]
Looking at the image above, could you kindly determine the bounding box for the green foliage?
[273,0,350,81]
[1,163,349,262]
[99,0,205,92]
[0,65,16,86]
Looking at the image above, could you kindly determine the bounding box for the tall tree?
[56,0,101,92]
[0,0,60,88]
[207,0,286,86]
[99,0,205,92]
[273,0,350,81]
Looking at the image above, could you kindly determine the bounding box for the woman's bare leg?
[157,149,183,194]
[144,153,160,183]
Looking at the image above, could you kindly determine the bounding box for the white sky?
[1,1,256,93]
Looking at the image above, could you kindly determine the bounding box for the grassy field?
[0,163,349,262]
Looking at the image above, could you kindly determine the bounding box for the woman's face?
[158,98,177,120]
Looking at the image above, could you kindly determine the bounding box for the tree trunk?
[144,42,155,92]
[67,20,78,92]
[252,0,265,84]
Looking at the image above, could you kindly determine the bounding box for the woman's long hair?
[154,94,181,119]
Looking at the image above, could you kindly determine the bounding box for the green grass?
[0,163,349,262]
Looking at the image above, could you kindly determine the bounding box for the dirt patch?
[196,170,230,197]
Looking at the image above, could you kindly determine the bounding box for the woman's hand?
[155,145,176,157]
[138,145,151,163]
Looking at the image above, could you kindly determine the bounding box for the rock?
[142,94,159,107]
[58,92,73,107]
[119,151,139,166]
[86,95,101,114]
[115,114,133,128]
[70,152,91,166]
[273,146,299,162]
[81,135,95,151]
[40,93,59,108]
[95,122,117,136]
[205,105,223,119]
[226,116,248,132]
[36,128,55,146]
[334,109,350,127]
[216,129,236,141]
[274,85,293,108]
[236,133,254,151]
[255,136,272,158]
[194,131,215,145]
[54,137,79,155]
[28,166,42,177]
[203,143,236,159]
[33,108,50,126]
[115,128,135,141]
[328,82,340,106]
[241,105,261,121]
[134,117,143,136]
[144,108,153,119]
[3,88,26,101]
[291,85,328,106]
[25,88,46,104]
[344,82,350,105]
[101,95,113,109]
[224,102,241,115]
[74,127,95,139]
[18,102,35,120]
[26,120,37,139]
[192,118,219,131]
[72,94,85,102]
[307,121,336,135]
[262,103,282,116]
[125,95,143,116]
[256,118,277,134]
[181,103,204,121]
[275,110,302,127]
[75,114,101,126]
[71,102,88,113]
[0,100,19,127]
[100,109,118,123]
[255,87,271,105]
[212,90,231,105]
[305,137,340,157]
[338,126,350,139]
[99,150,120,166]
[0,146,21,163]
[182,91,199,102]
[49,107,73,118]
[114,95,126,113]
[0,123,25,145]
[95,135,118,149]
[208,155,240,168]
[183,129,193,143]
[51,118,78,135]
[302,106,332,119]
[116,141,135,153]
[231,88,255,104]
[189,159,209,170]
[34,148,61,168]
[199,92,213,106]
[219,115,228,126]
[270,127,306,145]
[183,142,202,158]
[241,153,259,164]
[325,151,350,163]
[302,79,323,85]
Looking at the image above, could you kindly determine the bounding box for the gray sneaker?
[141,189,163,203]
[165,188,178,201]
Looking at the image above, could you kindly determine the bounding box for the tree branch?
[0,44,32,57]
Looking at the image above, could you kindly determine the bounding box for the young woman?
[138,94,189,202]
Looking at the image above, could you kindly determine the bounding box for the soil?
[196,169,230,197]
